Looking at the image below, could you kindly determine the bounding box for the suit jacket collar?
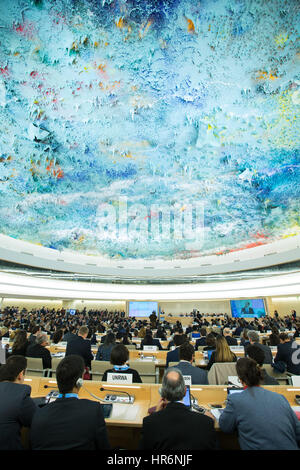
[165,401,189,411]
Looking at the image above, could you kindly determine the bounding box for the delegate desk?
[25,377,300,450]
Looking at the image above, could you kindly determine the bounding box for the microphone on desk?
[44,383,106,402]
[100,386,134,404]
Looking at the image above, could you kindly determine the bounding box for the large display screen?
[128,301,158,318]
[230,299,267,318]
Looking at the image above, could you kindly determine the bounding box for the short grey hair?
[36,333,48,345]
[160,368,186,402]
[247,331,259,343]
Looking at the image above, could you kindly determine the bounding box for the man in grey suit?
[218,358,300,450]
[170,342,208,385]
[245,330,273,364]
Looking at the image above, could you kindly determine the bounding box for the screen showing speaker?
[128,301,158,318]
[230,299,267,318]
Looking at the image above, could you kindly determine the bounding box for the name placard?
[143,345,158,351]
[183,375,192,386]
[107,373,133,384]
[0,345,6,365]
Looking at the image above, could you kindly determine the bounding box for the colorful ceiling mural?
[0,0,299,261]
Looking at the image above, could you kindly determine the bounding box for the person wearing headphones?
[0,355,37,450]
[30,355,110,450]
[139,368,217,450]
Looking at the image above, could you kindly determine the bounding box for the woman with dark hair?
[203,333,216,352]
[51,329,64,345]
[156,327,167,341]
[10,330,30,357]
[218,357,300,450]
[96,332,115,361]
[141,330,163,350]
[268,327,280,346]
[102,344,142,383]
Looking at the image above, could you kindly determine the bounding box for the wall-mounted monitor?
[230,299,267,318]
[67,309,76,315]
[128,301,158,318]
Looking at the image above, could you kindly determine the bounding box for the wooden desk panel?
[25,375,300,450]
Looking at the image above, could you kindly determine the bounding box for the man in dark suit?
[245,331,273,364]
[62,325,77,343]
[26,332,52,370]
[30,355,110,450]
[171,342,208,385]
[274,333,300,375]
[65,325,94,369]
[0,355,37,450]
[194,327,207,350]
[139,369,217,450]
[223,328,238,346]
[166,334,187,367]
[241,302,254,316]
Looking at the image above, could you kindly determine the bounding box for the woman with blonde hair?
[206,335,237,370]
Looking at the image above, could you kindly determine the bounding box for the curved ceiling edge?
[0,234,299,279]
[0,271,299,301]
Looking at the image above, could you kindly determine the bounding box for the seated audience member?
[141,330,163,350]
[87,328,97,345]
[65,325,94,370]
[63,325,77,343]
[246,345,279,385]
[268,327,280,346]
[121,333,135,347]
[185,323,193,335]
[139,369,217,450]
[166,334,187,367]
[30,355,110,450]
[219,358,300,450]
[156,327,167,341]
[240,329,250,348]
[28,325,41,345]
[26,332,52,370]
[102,344,142,383]
[167,328,183,350]
[191,326,200,339]
[0,355,37,450]
[96,332,116,361]
[206,335,237,371]
[203,332,216,352]
[10,329,30,357]
[293,323,300,339]
[172,342,208,385]
[273,333,300,375]
[51,329,64,345]
[194,327,207,350]
[138,326,146,338]
[233,321,244,337]
[245,331,273,364]
[223,328,238,346]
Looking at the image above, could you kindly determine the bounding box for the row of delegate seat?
[24,357,296,385]
[25,357,159,383]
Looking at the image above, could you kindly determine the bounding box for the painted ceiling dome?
[0,0,299,263]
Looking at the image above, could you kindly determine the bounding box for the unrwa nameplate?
[107,373,133,384]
